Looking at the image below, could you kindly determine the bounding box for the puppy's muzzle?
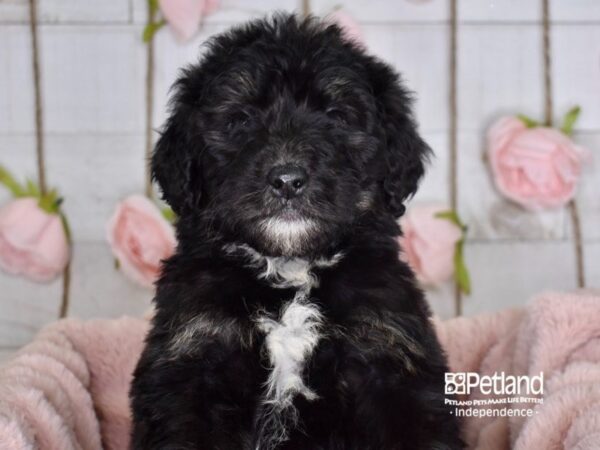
[267,164,309,199]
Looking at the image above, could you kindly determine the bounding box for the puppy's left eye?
[227,112,252,131]
[326,108,349,125]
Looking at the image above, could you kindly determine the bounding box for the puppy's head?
[153,14,429,257]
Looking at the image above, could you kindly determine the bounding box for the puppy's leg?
[281,326,464,450]
[130,335,261,450]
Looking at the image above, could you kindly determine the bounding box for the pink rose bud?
[398,205,462,286]
[488,116,590,210]
[159,0,219,42]
[326,9,364,47]
[107,195,176,288]
[0,197,70,282]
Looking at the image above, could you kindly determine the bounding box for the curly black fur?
[130,13,463,450]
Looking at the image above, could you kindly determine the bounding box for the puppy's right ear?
[151,106,203,215]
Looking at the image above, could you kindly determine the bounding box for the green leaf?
[561,106,581,136]
[437,209,471,295]
[0,165,26,197]
[435,210,460,226]
[517,114,539,129]
[435,209,467,232]
[161,206,176,223]
[142,20,165,42]
[38,189,61,214]
[114,258,121,270]
[25,178,40,197]
[148,0,160,15]
[454,240,471,295]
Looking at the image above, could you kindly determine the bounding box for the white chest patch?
[254,293,323,449]
[256,295,323,408]
[223,244,343,449]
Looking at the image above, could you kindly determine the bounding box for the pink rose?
[159,0,219,42]
[488,117,590,210]
[326,9,364,46]
[398,205,462,286]
[107,195,176,288]
[0,197,70,282]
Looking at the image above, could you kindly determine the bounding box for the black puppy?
[130,14,463,450]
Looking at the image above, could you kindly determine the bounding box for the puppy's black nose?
[267,164,308,199]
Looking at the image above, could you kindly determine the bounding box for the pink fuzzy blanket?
[1,291,599,450]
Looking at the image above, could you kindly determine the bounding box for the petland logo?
[444,372,544,418]
[445,372,544,396]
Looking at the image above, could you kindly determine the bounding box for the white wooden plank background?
[131,0,300,24]
[312,0,448,22]
[363,24,449,133]
[44,134,146,240]
[553,25,600,132]
[462,241,577,315]
[0,0,130,23]
[586,243,600,286]
[575,133,600,242]
[0,26,35,134]
[68,241,151,319]
[40,25,146,134]
[0,0,598,358]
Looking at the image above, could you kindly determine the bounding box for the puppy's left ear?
[375,68,431,217]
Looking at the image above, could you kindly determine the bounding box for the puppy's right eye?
[227,112,252,131]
